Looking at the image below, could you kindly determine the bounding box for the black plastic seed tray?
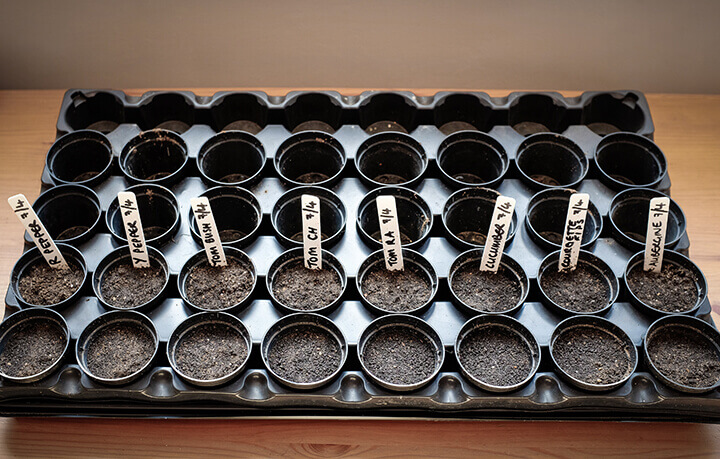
[1,89,719,421]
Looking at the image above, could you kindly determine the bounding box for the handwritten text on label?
[376,195,404,271]
[301,194,322,269]
[558,193,589,272]
[643,196,670,273]
[191,197,228,268]
[118,191,151,268]
[8,194,69,269]
[479,196,516,273]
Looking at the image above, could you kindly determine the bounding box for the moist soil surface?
[647,326,720,388]
[362,326,437,386]
[295,172,331,183]
[529,174,561,187]
[372,174,408,185]
[540,264,611,313]
[513,122,550,136]
[142,226,167,240]
[553,326,633,386]
[451,262,523,312]
[266,325,342,384]
[73,171,101,182]
[100,260,165,309]
[0,320,66,378]
[85,322,155,380]
[458,326,534,387]
[456,230,487,245]
[626,264,699,313]
[18,259,84,306]
[218,229,246,242]
[57,225,89,240]
[174,322,249,381]
[185,258,254,310]
[272,261,342,311]
[361,264,432,312]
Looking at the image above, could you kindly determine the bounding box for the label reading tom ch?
[558,193,589,273]
[376,195,404,271]
[191,197,228,268]
[301,194,322,270]
[643,196,670,273]
[7,193,69,269]
[480,196,515,273]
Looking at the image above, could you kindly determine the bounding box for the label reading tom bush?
[643,197,670,273]
[118,191,150,269]
[190,197,227,268]
[8,193,68,269]
[480,196,515,273]
[558,193,589,273]
[376,195,404,271]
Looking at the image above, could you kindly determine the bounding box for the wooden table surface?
[0,89,718,458]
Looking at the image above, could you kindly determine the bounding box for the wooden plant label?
[118,191,151,269]
[643,196,670,273]
[558,193,589,272]
[8,193,69,269]
[190,196,228,268]
[376,195,404,271]
[301,194,322,270]
[479,196,516,273]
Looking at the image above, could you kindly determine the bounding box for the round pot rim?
[106,183,181,246]
[196,130,267,187]
[46,129,115,186]
[515,132,589,189]
[454,314,541,392]
[29,183,102,245]
[188,185,263,247]
[273,130,346,187]
[119,129,189,185]
[436,130,509,189]
[594,132,668,190]
[354,131,428,188]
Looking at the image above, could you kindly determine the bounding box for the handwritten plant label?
[479,196,516,273]
[643,196,670,273]
[190,197,228,268]
[376,195,404,271]
[118,191,151,269]
[558,193,589,272]
[301,194,322,270]
[8,193,69,269]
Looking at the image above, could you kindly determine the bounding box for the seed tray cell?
[1,89,718,421]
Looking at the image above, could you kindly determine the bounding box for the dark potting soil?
[57,225,89,240]
[295,172,331,184]
[529,174,561,187]
[647,326,720,388]
[456,230,487,245]
[0,321,66,378]
[458,326,533,387]
[218,173,250,183]
[361,264,432,312]
[185,258,254,310]
[73,171,101,182]
[266,325,342,384]
[373,174,408,185]
[366,121,408,135]
[143,226,167,240]
[18,259,83,306]
[553,326,633,386]
[174,323,249,381]
[626,264,699,313]
[218,229,246,242]
[451,262,522,312]
[85,322,155,380]
[438,121,477,136]
[451,173,486,184]
[100,260,165,309]
[362,326,437,386]
[513,121,550,136]
[540,264,611,313]
[272,261,342,311]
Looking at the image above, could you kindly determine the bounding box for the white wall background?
[2,0,720,92]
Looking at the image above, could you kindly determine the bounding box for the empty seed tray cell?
[1,89,718,421]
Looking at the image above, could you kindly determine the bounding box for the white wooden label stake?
[118,191,151,269]
[376,196,404,271]
[301,194,322,270]
[190,196,228,268]
[479,196,516,273]
[558,193,589,272]
[643,197,670,273]
[8,193,69,269]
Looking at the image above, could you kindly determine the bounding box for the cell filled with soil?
[46,130,114,186]
[78,312,158,384]
[262,314,347,389]
[538,251,618,314]
[551,318,637,391]
[442,187,518,250]
[449,253,528,314]
[357,250,437,314]
[645,317,720,392]
[180,249,256,312]
[12,244,87,308]
[355,133,427,187]
[436,131,508,188]
[455,316,540,391]
[357,186,433,250]
[94,246,169,311]
[120,130,188,184]
[197,131,266,187]
[274,132,345,186]
[626,264,700,314]
[516,134,588,189]
[359,315,444,391]
[268,248,346,313]
[0,309,69,382]
[168,313,251,386]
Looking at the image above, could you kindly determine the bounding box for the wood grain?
[0,89,718,457]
